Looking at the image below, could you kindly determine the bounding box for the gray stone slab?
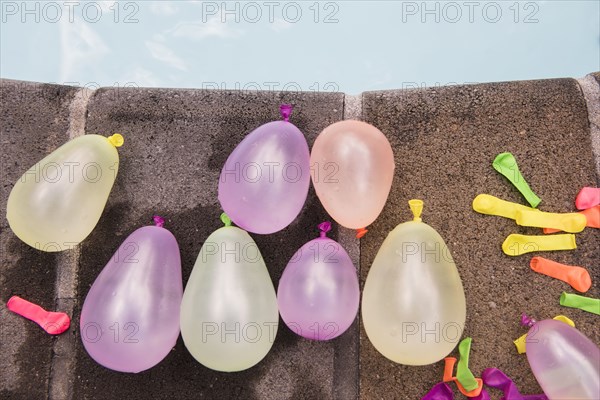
[0,79,79,400]
[359,78,600,399]
[73,88,355,399]
[578,73,600,179]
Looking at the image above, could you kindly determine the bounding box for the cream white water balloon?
[362,200,466,365]
[180,214,278,372]
[6,134,124,251]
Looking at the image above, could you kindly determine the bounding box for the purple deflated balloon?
[218,104,310,234]
[277,222,359,340]
[524,317,600,399]
[80,216,183,373]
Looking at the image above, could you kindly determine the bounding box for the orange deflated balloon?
[310,120,394,237]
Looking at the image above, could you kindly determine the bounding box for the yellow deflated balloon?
[180,215,279,372]
[362,200,466,366]
[6,134,123,252]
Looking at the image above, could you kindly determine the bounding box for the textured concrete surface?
[579,73,600,178]
[360,77,600,399]
[0,80,79,399]
[1,74,599,400]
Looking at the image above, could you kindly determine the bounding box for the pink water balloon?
[218,105,310,234]
[522,314,600,399]
[80,216,183,373]
[277,222,359,340]
[310,120,394,238]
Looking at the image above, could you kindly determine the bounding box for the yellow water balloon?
[180,215,279,372]
[6,134,123,251]
[362,200,466,365]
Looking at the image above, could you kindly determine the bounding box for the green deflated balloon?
[362,200,466,366]
[180,214,279,372]
[6,134,123,251]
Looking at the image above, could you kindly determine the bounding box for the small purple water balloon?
[277,222,359,340]
[218,104,310,234]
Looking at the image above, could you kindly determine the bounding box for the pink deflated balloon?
[218,105,310,234]
[310,120,394,235]
[80,217,183,373]
[526,319,600,399]
[277,222,359,340]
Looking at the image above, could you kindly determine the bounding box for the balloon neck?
[318,221,331,237]
[520,313,536,328]
[280,104,292,122]
[220,213,232,227]
[107,133,124,148]
[355,228,368,239]
[409,199,424,222]
[153,215,165,228]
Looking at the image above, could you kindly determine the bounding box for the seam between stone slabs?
[48,87,94,400]
[332,94,362,400]
[576,74,600,182]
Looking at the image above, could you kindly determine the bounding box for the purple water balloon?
[523,316,600,399]
[422,382,455,400]
[277,222,360,340]
[218,104,310,234]
[80,217,183,373]
[479,368,547,400]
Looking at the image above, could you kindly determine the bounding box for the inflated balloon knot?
[220,212,232,227]
[318,221,332,237]
[107,133,124,148]
[520,313,536,328]
[355,228,368,239]
[280,104,293,122]
[409,199,424,222]
[153,215,165,228]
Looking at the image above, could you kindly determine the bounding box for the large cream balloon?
[362,200,466,366]
[6,134,123,251]
[310,120,394,236]
[180,216,278,372]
